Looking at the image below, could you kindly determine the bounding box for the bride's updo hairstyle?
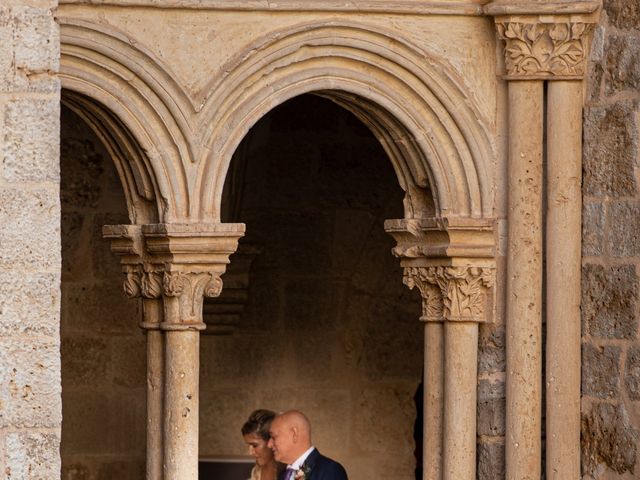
[241,409,277,441]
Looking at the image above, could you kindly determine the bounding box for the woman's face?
[243,432,273,466]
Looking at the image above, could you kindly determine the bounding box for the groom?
[268,410,348,480]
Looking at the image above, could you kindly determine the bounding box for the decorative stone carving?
[438,266,494,322]
[161,271,223,330]
[404,266,495,323]
[141,266,163,299]
[403,267,444,322]
[123,265,143,299]
[496,21,594,79]
[120,264,164,299]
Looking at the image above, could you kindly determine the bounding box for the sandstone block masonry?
[582,2,640,477]
[0,1,62,479]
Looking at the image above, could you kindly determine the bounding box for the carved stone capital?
[403,267,444,322]
[123,264,143,299]
[404,266,495,323]
[495,20,595,79]
[160,270,223,331]
[119,263,164,300]
[141,264,164,299]
[104,222,245,332]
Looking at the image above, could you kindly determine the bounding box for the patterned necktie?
[284,467,297,480]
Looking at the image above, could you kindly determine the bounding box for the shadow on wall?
[201,94,423,480]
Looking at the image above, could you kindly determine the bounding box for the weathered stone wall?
[582,2,640,478]
[0,1,62,478]
[60,105,145,479]
[200,95,423,479]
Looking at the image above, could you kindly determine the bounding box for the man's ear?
[291,426,299,443]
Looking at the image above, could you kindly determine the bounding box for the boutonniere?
[294,463,311,480]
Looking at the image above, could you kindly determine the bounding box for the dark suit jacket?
[280,449,348,480]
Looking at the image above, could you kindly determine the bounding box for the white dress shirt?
[288,446,316,470]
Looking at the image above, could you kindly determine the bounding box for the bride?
[242,409,284,480]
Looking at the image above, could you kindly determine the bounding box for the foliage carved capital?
[161,271,223,331]
[404,266,495,323]
[404,267,445,322]
[123,265,143,299]
[120,264,164,300]
[495,20,594,79]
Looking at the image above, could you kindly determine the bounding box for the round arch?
[197,22,495,223]
[59,17,195,223]
[59,17,495,224]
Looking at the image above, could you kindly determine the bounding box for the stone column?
[488,6,599,478]
[546,72,588,480]
[105,222,244,480]
[121,264,165,480]
[160,270,218,479]
[404,267,444,480]
[104,225,164,480]
[386,218,495,480]
[435,266,494,480]
[142,223,244,480]
[139,268,165,480]
[505,77,545,480]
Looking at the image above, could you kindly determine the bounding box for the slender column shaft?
[424,322,444,480]
[143,298,164,480]
[546,80,583,480]
[164,330,200,480]
[505,80,544,480]
[442,322,478,480]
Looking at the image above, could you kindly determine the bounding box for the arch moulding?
[59,15,498,225]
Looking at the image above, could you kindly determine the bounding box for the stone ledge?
[58,0,485,15]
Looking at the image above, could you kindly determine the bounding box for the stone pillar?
[143,223,244,480]
[139,269,165,480]
[122,265,165,480]
[386,218,495,480]
[433,266,493,480]
[488,5,599,478]
[403,268,444,480]
[545,73,587,480]
[105,222,244,480]
[104,226,165,480]
[505,77,545,480]
[160,270,221,479]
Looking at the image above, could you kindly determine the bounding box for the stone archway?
[1,0,611,479]
[53,2,602,479]
[201,93,424,478]
[58,9,498,480]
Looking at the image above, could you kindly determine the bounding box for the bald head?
[279,410,311,438]
[267,410,313,464]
